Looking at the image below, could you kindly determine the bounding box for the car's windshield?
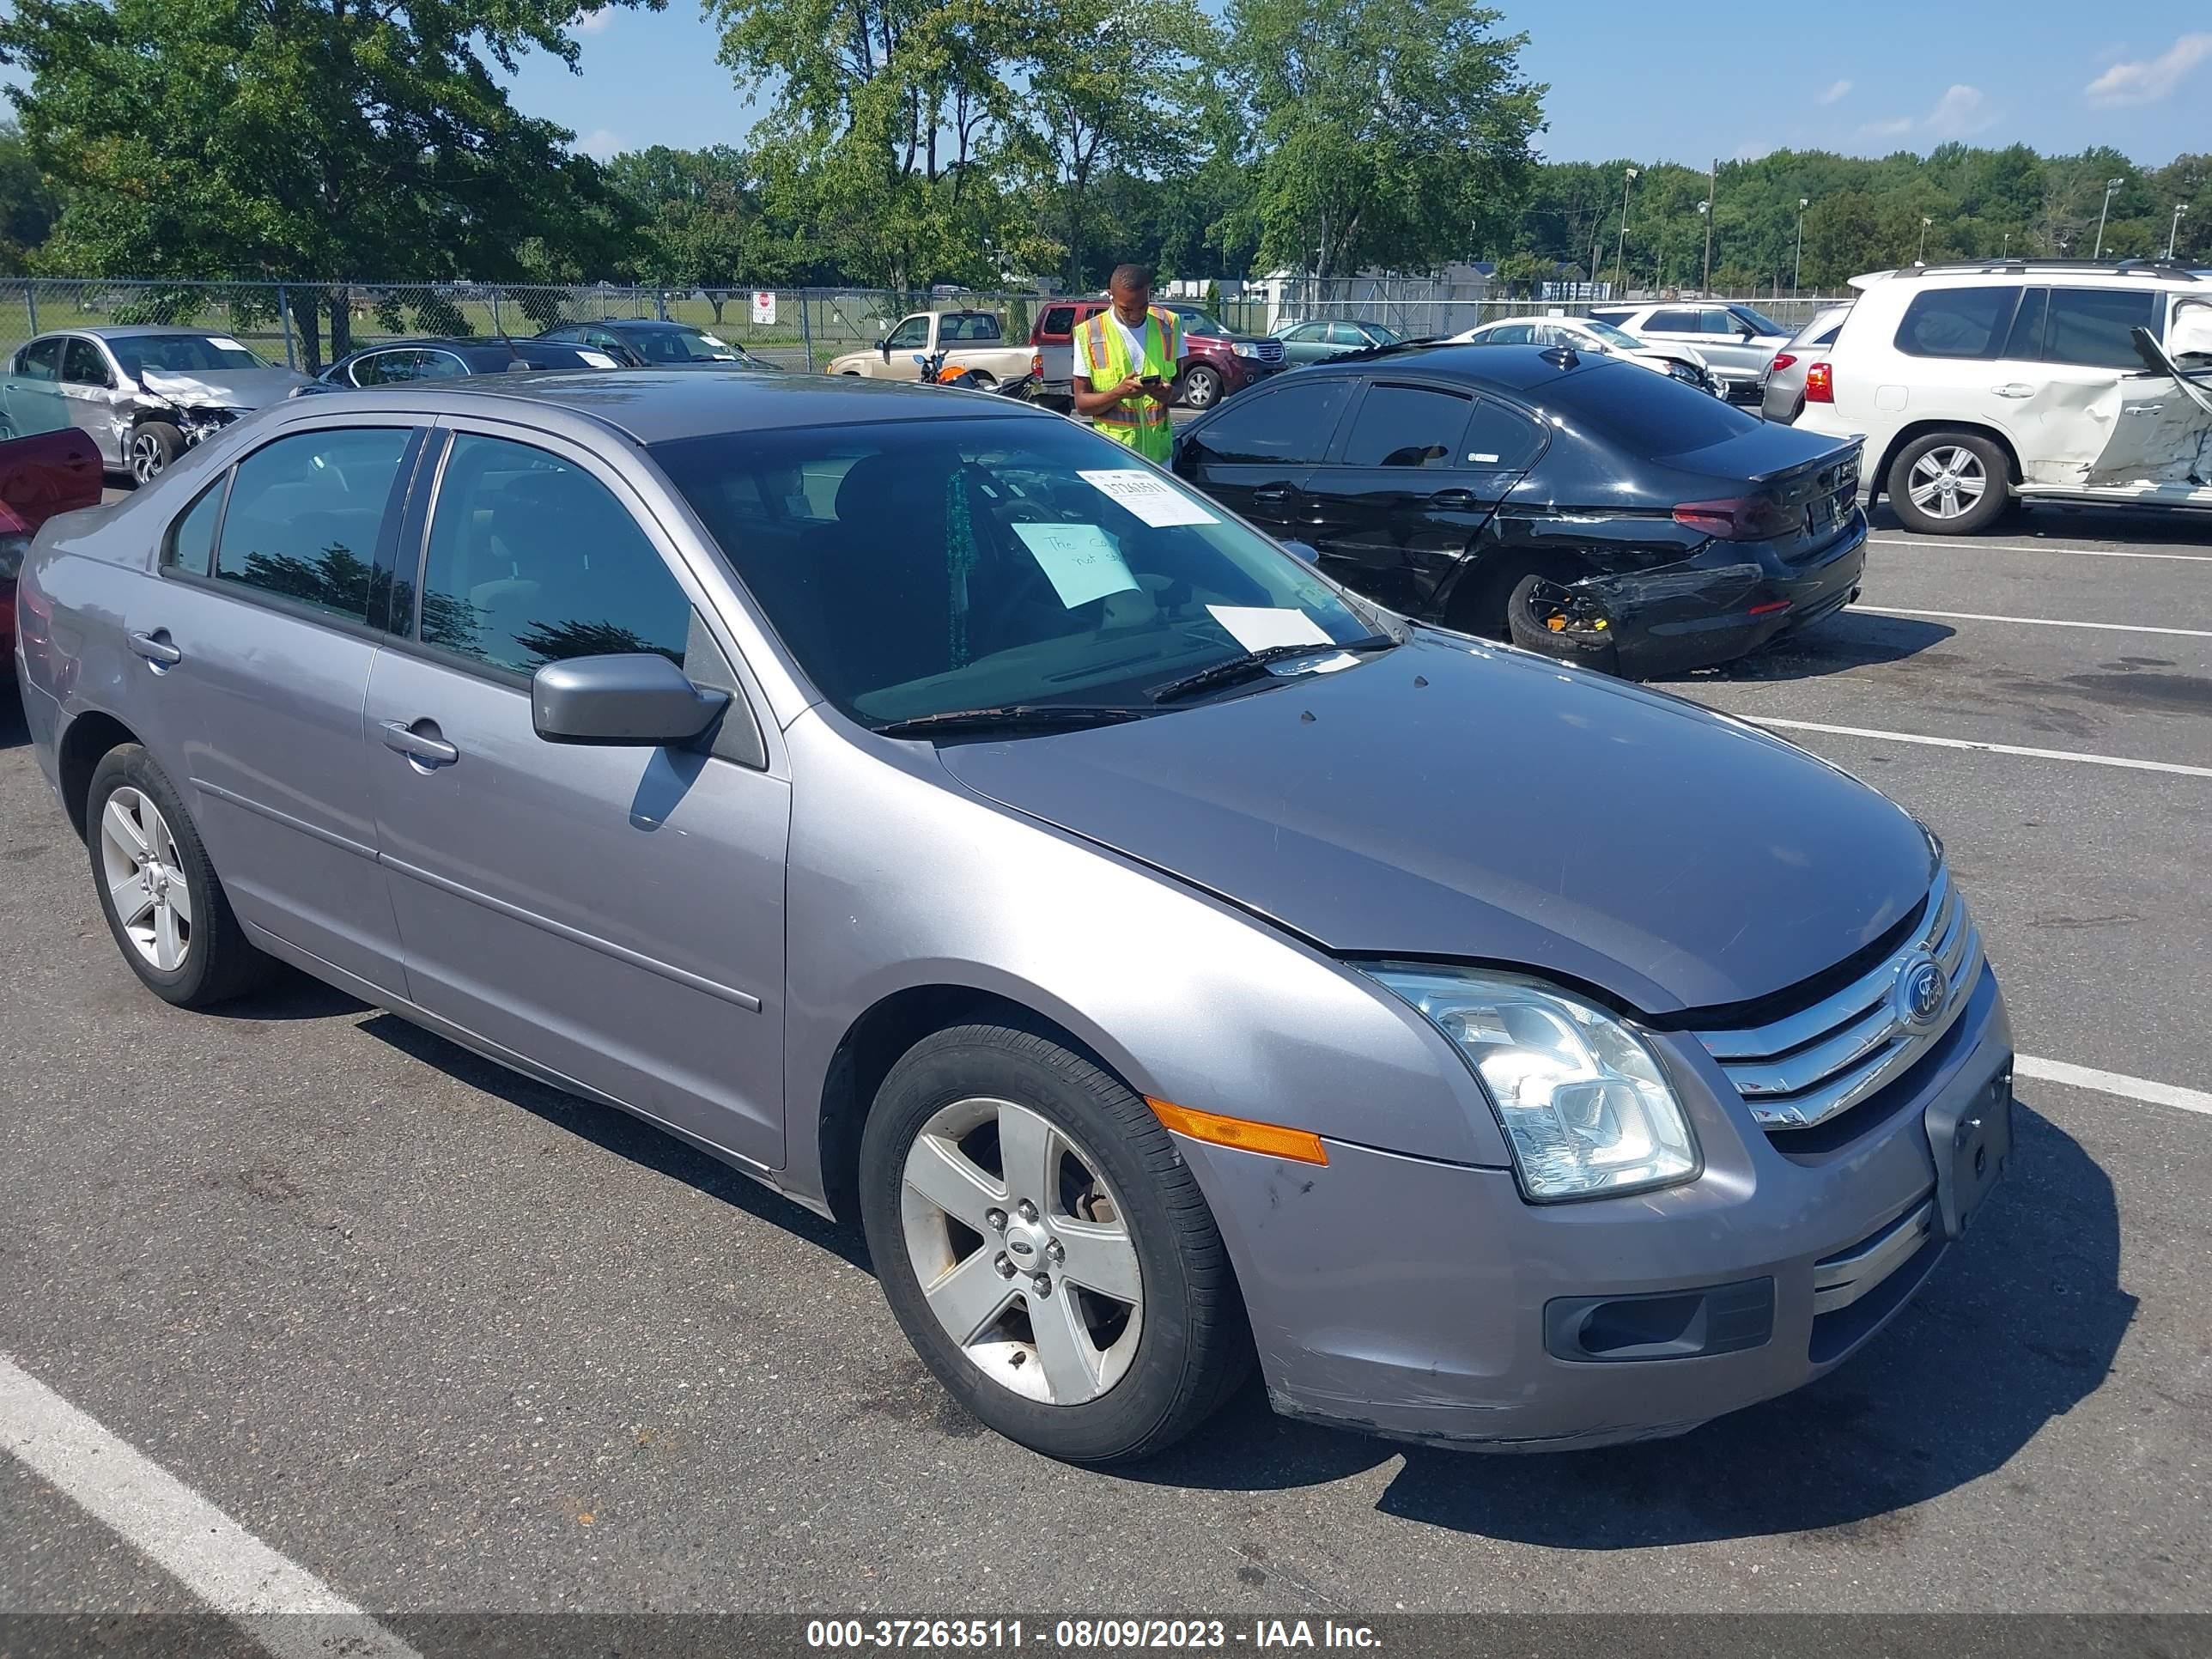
[1577,319,1647,352]
[1170,309,1231,339]
[652,416,1387,726]
[111,334,267,378]
[1729,306,1789,338]
[629,326,742,363]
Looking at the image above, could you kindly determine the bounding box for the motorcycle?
[912,349,1040,401]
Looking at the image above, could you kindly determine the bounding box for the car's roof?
[295,368,1051,445]
[340,337,580,359]
[60,325,246,340]
[1255,340,1624,394]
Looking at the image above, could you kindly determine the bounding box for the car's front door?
[1296,380,1542,615]
[2077,299,2212,503]
[1995,287,2182,495]
[364,422,790,1170]
[148,420,426,994]
[878,315,932,381]
[1171,374,1355,539]
[1,338,70,446]
[59,338,131,468]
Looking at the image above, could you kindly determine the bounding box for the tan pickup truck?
[826,310,1035,386]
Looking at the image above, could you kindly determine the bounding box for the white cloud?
[578,127,623,160]
[574,7,614,32]
[1815,79,1852,106]
[2085,33,2212,106]
[1925,83,1996,137]
[1856,84,1996,145]
[1733,140,1774,161]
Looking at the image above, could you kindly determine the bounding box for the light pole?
[2170,203,2191,260]
[1917,216,1932,264]
[1613,166,1638,298]
[2093,177,2124,259]
[2002,230,2011,258]
[1793,198,1809,295]
[1698,199,1711,295]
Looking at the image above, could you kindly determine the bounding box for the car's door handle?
[1251,485,1294,505]
[1428,489,1483,511]
[128,629,182,667]
[1991,384,2035,398]
[380,720,459,766]
[2124,404,2166,416]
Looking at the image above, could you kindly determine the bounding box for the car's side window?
[416,351,469,380]
[2044,288,2163,370]
[1896,287,2020,359]
[16,339,61,381]
[162,477,228,575]
[214,427,414,624]
[414,434,692,676]
[1327,322,1366,347]
[1340,383,1474,469]
[1461,398,1547,470]
[1645,310,1697,333]
[1999,289,2049,360]
[1486,323,1533,344]
[1182,378,1354,466]
[345,353,389,387]
[1041,307,1075,336]
[62,340,112,386]
[885,317,930,351]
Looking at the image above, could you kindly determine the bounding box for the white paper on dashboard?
[1012,522,1142,609]
[205,337,246,353]
[576,349,619,368]
[1206,605,1334,653]
[1079,469,1218,526]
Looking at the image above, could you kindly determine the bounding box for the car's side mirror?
[1281,539,1322,565]
[532,653,730,747]
[879,340,892,360]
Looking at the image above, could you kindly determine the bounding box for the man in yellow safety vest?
[1071,264,1187,465]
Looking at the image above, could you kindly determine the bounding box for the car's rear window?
[1540,360,1764,453]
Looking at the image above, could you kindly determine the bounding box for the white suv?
[1788,260,2212,534]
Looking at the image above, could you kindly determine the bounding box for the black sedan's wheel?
[87,745,271,1006]
[860,1023,1251,1464]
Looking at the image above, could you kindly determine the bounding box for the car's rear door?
[1295,380,1545,616]
[1170,373,1355,539]
[146,417,427,994]
[363,418,790,1170]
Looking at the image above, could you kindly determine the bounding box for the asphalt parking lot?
[3,496,2209,1632]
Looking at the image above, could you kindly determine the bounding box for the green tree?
[0,120,58,272]
[1224,0,1541,278]
[0,0,655,367]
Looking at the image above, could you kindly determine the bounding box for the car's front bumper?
[1180,964,2012,1452]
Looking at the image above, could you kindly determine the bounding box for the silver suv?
[1590,302,1796,401]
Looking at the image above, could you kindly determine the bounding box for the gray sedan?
[0,327,311,483]
[17,371,2014,1463]
[1762,303,1853,422]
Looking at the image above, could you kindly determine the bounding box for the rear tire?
[859,1023,1252,1465]
[1504,573,1624,675]
[1176,364,1223,410]
[87,746,272,1007]
[1887,431,2009,535]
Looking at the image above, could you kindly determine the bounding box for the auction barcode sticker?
[1079,469,1218,527]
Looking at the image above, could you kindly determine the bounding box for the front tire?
[128,422,181,487]
[87,745,270,1007]
[1887,431,2008,535]
[1176,363,1223,410]
[859,1023,1251,1464]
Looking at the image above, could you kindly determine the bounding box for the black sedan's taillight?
[1674,496,1796,540]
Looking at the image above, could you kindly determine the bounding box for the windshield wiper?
[1146,633,1398,705]
[870,703,1147,738]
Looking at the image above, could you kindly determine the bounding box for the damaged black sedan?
[1172,340,1864,678]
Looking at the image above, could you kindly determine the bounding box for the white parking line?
[2017,1056,2212,1119]
[0,1353,422,1659]
[1749,717,2212,779]
[1871,536,2212,563]
[1862,606,2212,640]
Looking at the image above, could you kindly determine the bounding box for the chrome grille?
[1695,867,1982,1132]
[1249,340,1285,363]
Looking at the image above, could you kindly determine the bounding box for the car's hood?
[137,367,315,409]
[1632,344,1711,372]
[932,634,1934,1016]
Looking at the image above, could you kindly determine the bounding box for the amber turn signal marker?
[1146,1098,1328,1165]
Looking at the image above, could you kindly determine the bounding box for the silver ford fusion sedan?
[15,372,2014,1464]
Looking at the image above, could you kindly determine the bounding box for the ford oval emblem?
[1896,953,1948,1032]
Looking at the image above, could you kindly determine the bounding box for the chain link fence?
[0,277,1853,374]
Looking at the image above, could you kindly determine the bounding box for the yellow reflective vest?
[1080,307,1181,462]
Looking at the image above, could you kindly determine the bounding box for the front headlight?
[1231,343,1260,358]
[1367,967,1698,1201]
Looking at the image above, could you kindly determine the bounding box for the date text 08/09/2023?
[805,1620,1383,1650]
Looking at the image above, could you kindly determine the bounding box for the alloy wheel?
[99,787,192,971]
[1906,446,1987,520]
[899,1096,1143,1406]
[1181,368,1219,409]
[129,432,167,484]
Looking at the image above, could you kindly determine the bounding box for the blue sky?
[508,0,2212,167]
